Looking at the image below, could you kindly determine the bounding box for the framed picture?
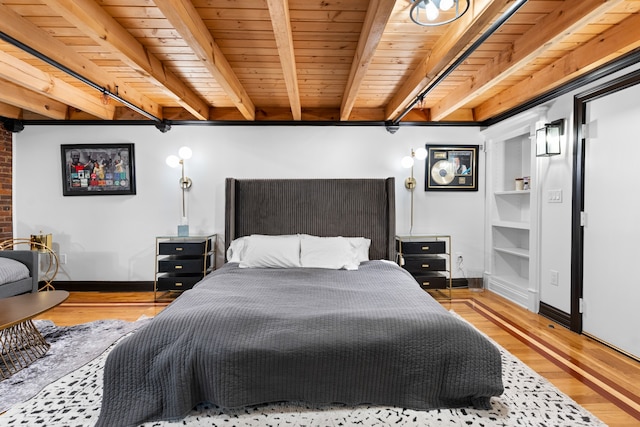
[425,144,479,191]
[60,143,136,196]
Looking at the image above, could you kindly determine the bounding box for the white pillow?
[226,236,248,262]
[300,235,359,270]
[346,237,371,262]
[239,234,301,268]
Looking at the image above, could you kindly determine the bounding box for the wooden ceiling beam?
[153,0,256,121]
[474,12,640,122]
[0,51,115,120]
[430,0,625,121]
[0,3,161,120]
[340,0,395,121]
[266,0,301,120]
[42,0,210,120]
[384,0,512,122]
[0,102,22,120]
[0,79,68,120]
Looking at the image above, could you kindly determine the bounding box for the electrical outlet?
[60,253,67,264]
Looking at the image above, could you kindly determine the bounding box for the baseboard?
[452,278,468,288]
[51,281,154,292]
[538,301,571,329]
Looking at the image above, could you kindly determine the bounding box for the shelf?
[492,220,530,230]
[494,246,529,259]
[494,190,530,196]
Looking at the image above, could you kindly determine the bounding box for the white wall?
[486,61,640,313]
[14,124,484,282]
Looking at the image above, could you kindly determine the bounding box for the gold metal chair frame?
[0,238,59,291]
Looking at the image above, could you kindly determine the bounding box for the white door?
[582,83,640,359]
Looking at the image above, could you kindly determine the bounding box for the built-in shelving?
[483,111,541,312]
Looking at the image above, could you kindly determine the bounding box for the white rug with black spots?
[0,332,606,426]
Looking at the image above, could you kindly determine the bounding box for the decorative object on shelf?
[166,147,193,237]
[536,119,564,157]
[515,178,524,191]
[401,147,427,233]
[0,236,59,291]
[409,0,470,27]
[60,144,136,196]
[425,145,479,191]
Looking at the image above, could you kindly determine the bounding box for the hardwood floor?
[34,289,640,426]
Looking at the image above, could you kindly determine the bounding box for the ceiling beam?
[266,0,301,120]
[340,0,396,121]
[0,101,21,119]
[474,12,640,121]
[385,0,512,122]
[0,3,161,120]
[153,0,256,121]
[42,0,209,120]
[431,0,625,121]
[0,51,115,120]
[0,79,68,120]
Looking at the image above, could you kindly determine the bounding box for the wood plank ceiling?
[0,0,639,129]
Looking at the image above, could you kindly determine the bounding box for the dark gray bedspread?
[97,261,503,427]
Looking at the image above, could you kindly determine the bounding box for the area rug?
[0,318,606,426]
[0,317,150,414]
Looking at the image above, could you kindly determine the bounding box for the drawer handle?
[422,264,430,268]
[176,247,184,251]
[422,246,429,251]
[175,282,183,287]
[423,281,430,286]
[174,265,183,269]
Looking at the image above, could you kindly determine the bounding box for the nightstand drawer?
[158,257,211,273]
[159,239,211,256]
[399,240,446,255]
[403,255,446,272]
[156,275,202,291]
[413,273,447,289]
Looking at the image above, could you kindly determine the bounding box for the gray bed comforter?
[97,261,503,426]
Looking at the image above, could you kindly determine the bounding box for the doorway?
[572,70,640,360]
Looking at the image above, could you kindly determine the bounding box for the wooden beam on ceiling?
[474,12,640,121]
[0,51,115,120]
[42,0,210,120]
[340,0,396,121]
[0,79,68,120]
[266,0,301,120]
[384,0,512,122]
[0,3,161,120]
[154,0,256,121]
[0,101,22,120]
[430,0,626,121]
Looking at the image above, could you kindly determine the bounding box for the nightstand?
[154,234,215,301]
[396,235,452,299]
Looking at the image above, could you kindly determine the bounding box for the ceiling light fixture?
[409,0,470,27]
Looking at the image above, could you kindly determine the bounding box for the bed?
[96,178,503,427]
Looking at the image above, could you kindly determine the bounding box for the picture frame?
[60,143,136,196]
[424,144,479,191]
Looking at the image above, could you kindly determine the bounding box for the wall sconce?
[536,119,564,157]
[166,146,193,236]
[401,147,427,233]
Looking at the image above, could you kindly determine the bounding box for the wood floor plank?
[32,288,640,426]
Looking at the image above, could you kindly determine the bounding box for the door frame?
[570,69,640,332]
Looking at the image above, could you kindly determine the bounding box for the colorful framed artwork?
[60,143,136,196]
[425,144,479,191]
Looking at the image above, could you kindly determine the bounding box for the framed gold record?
[425,145,479,191]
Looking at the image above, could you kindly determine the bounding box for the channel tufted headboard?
[225,178,396,261]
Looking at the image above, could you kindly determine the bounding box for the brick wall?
[0,123,12,241]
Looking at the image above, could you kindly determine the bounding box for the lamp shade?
[166,154,180,168]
